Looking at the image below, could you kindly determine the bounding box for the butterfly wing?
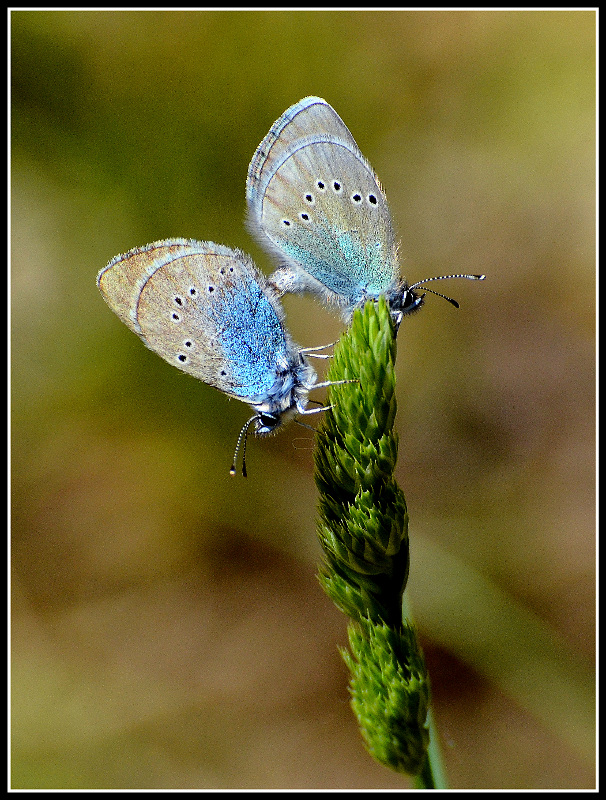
[247,97,359,206]
[97,239,292,403]
[246,97,400,313]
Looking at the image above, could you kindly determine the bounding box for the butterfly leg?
[300,341,336,360]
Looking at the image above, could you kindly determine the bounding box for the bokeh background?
[11,9,595,790]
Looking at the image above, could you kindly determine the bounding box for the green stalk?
[314,297,443,785]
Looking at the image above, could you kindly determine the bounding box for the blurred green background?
[11,9,595,790]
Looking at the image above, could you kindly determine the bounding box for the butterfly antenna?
[409,273,485,308]
[230,415,257,477]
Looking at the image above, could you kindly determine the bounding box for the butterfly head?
[385,282,426,328]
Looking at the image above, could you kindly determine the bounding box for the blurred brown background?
[11,10,595,789]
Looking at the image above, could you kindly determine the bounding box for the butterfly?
[246,96,484,326]
[97,239,340,475]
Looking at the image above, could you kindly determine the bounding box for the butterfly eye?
[255,412,280,436]
[402,291,417,309]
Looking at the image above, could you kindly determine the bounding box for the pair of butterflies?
[97,97,484,474]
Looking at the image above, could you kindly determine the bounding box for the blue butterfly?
[247,96,484,325]
[97,239,339,475]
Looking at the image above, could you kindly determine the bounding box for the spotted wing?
[97,239,291,402]
[246,97,399,309]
